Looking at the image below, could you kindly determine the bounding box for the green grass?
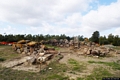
[0,58,6,62]
[36,61,69,80]
[0,45,21,61]
[47,74,68,80]
[0,64,114,80]
[45,44,60,50]
[0,62,69,80]
[77,67,113,80]
[0,45,69,80]
[68,58,86,72]
[0,45,119,80]
[45,61,69,73]
[77,77,84,80]
[68,58,79,65]
[85,67,112,80]
[88,61,120,70]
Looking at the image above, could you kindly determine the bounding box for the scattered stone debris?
[2,38,119,72]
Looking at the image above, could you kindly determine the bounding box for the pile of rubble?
[77,45,116,57]
[57,37,119,57]
[45,36,119,57]
[71,40,119,57]
[12,38,119,62]
[12,40,62,67]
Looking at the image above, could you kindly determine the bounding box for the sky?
[0,0,120,38]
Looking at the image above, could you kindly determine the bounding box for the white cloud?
[114,27,120,35]
[0,0,120,37]
[0,0,92,25]
[0,25,17,34]
[81,0,120,36]
[64,13,82,27]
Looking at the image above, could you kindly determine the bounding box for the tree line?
[90,31,120,46]
[0,31,120,46]
[0,34,84,42]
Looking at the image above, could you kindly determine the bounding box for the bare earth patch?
[59,48,120,79]
[0,46,120,80]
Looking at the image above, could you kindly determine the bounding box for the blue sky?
[99,0,117,5]
[0,0,120,38]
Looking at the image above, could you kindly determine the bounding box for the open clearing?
[0,45,120,80]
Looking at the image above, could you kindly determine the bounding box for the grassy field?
[77,67,113,80]
[0,45,22,62]
[0,45,69,80]
[88,60,120,70]
[68,58,86,72]
[45,44,60,50]
[0,45,120,80]
[0,62,69,80]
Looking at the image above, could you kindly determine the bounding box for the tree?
[66,36,71,41]
[6,34,16,42]
[113,35,120,46]
[108,33,114,44]
[91,31,100,43]
[99,36,109,45]
[99,36,104,45]
[25,34,32,40]
[78,35,84,41]
[59,34,66,39]
[0,34,4,41]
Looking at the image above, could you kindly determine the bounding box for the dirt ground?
[58,48,120,79]
[0,46,120,80]
[1,56,51,72]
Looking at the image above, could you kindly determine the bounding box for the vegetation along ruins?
[0,31,120,80]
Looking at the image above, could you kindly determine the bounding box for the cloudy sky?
[0,0,120,37]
